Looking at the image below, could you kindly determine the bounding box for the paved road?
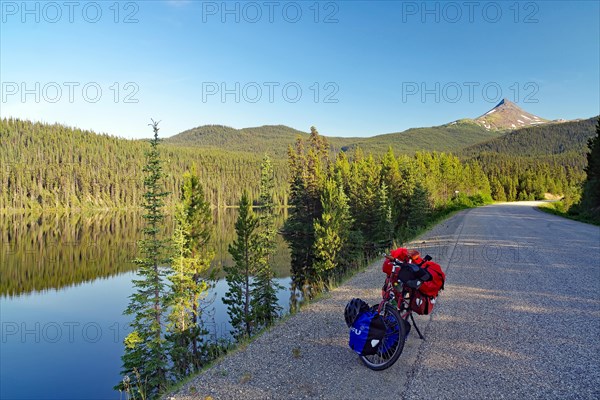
[170,202,600,400]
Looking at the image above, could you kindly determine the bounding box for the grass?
[292,347,301,358]
[537,202,600,226]
[239,373,252,384]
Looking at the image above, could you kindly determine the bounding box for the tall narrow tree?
[118,120,170,398]
[313,178,353,283]
[579,118,600,218]
[374,181,394,249]
[251,156,283,328]
[282,128,329,295]
[407,182,431,231]
[167,168,213,378]
[223,191,259,339]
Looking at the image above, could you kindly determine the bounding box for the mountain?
[461,116,599,157]
[473,98,550,131]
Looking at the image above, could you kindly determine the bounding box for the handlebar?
[382,252,433,283]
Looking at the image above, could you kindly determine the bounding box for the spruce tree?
[223,191,259,340]
[380,147,403,235]
[394,155,418,236]
[167,168,213,378]
[491,177,507,202]
[407,182,431,230]
[374,181,394,249]
[118,121,170,398]
[251,156,283,328]
[580,118,600,218]
[282,128,329,296]
[347,151,380,257]
[313,178,353,283]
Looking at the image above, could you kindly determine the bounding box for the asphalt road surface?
[169,202,600,400]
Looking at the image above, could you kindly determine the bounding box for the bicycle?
[359,253,433,371]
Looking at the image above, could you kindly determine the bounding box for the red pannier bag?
[418,260,445,298]
[408,289,437,315]
[382,248,410,275]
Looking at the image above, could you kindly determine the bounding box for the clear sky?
[1,0,599,139]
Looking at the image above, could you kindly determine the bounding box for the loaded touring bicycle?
[345,248,445,370]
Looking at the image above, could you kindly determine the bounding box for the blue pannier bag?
[349,309,386,356]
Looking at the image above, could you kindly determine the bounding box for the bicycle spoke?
[360,303,406,370]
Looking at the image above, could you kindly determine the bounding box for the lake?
[0,210,292,400]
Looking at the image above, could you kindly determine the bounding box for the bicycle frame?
[378,274,412,320]
[378,271,428,342]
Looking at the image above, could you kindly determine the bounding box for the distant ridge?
[165,101,587,158]
[165,120,500,157]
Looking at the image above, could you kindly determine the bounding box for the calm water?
[0,211,291,400]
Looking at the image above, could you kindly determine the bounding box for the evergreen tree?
[282,129,329,296]
[407,182,431,230]
[118,121,170,398]
[490,177,507,202]
[283,140,313,290]
[251,156,283,329]
[347,151,380,256]
[374,181,394,250]
[579,118,600,218]
[380,147,402,234]
[394,154,418,236]
[313,178,353,283]
[223,191,259,339]
[167,168,213,378]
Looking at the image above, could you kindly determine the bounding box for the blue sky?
[1,0,599,139]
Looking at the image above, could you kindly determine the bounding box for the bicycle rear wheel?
[360,302,406,371]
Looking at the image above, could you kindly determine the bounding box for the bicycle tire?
[359,303,406,371]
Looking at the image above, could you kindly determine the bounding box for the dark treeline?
[561,119,600,223]
[579,119,600,220]
[473,152,586,204]
[462,116,598,206]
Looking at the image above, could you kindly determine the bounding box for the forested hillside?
[462,117,598,157]
[0,118,288,210]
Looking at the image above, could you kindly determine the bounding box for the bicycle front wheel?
[360,303,406,371]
